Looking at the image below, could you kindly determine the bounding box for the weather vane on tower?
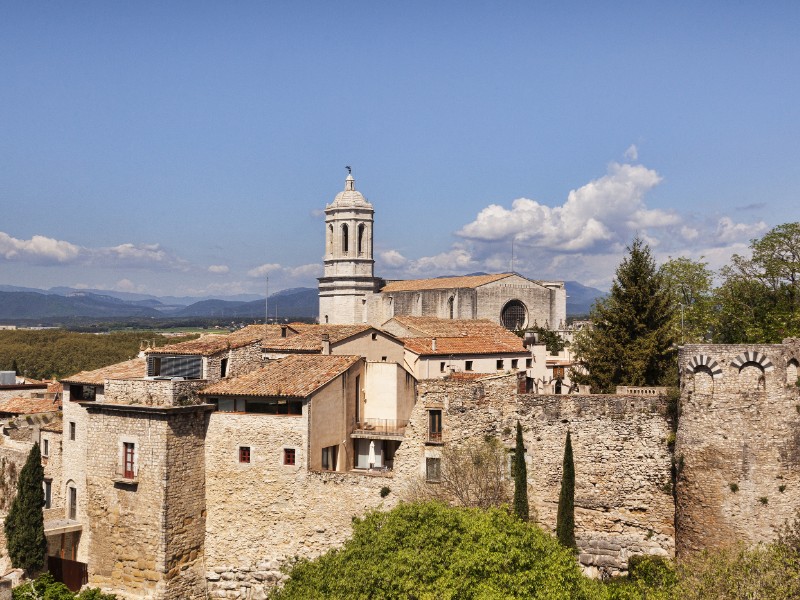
[345,165,352,175]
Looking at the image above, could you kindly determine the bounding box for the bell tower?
[318,170,380,324]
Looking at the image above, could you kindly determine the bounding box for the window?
[220,358,229,378]
[371,332,378,340]
[283,448,296,466]
[217,397,302,415]
[500,300,527,330]
[123,442,135,479]
[69,385,97,401]
[496,360,504,370]
[239,446,251,464]
[68,487,77,520]
[426,457,441,482]
[428,410,442,443]
[448,296,454,319]
[511,359,518,370]
[42,438,49,457]
[342,224,349,253]
[322,445,338,471]
[44,480,52,509]
[355,375,361,424]
[147,355,202,379]
[465,361,473,371]
[381,356,387,362]
[526,358,532,369]
[440,362,446,373]
[69,422,76,441]
[358,224,365,255]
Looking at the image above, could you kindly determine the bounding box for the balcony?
[351,418,408,440]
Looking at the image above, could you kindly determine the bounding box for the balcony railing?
[428,430,443,443]
[352,418,408,437]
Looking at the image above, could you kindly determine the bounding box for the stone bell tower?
[318,170,380,324]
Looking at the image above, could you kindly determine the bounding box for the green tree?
[715,222,800,342]
[271,502,595,600]
[4,443,47,574]
[513,421,529,522]
[659,256,715,344]
[573,238,675,392]
[556,430,576,551]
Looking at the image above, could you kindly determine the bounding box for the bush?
[272,502,594,599]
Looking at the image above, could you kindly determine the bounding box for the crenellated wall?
[676,342,800,553]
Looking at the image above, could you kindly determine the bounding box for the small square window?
[283,448,296,466]
[371,333,378,340]
[69,422,76,441]
[496,360,504,370]
[239,446,251,464]
[381,356,387,362]
[426,457,441,482]
[526,358,532,369]
[511,359,518,370]
[465,361,473,371]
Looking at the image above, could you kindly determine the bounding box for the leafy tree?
[715,223,800,342]
[272,502,595,600]
[573,238,675,392]
[513,421,529,521]
[518,326,566,355]
[659,257,715,344]
[4,443,47,574]
[556,431,576,550]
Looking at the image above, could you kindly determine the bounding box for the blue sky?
[1,2,798,296]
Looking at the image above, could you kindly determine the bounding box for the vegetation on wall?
[4,443,46,575]
[12,572,116,599]
[0,330,199,380]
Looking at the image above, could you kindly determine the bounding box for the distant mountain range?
[0,282,605,322]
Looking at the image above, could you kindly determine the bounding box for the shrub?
[379,486,390,498]
[729,482,739,493]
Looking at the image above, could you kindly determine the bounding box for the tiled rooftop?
[147,325,299,356]
[0,396,62,415]
[387,316,522,341]
[261,324,372,353]
[401,335,526,356]
[200,354,361,398]
[380,273,513,292]
[40,418,63,433]
[62,358,146,385]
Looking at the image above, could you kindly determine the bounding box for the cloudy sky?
[2,2,797,297]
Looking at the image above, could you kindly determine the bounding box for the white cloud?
[247,263,282,278]
[114,278,146,293]
[286,264,322,278]
[624,144,639,161]
[714,217,767,244]
[457,163,673,253]
[681,226,699,240]
[208,265,229,274]
[379,250,408,267]
[0,232,81,264]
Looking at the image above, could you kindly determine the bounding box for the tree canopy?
[574,238,675,393]
[272,502,594,600]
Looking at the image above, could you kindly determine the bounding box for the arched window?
[693,365,714,395]
[342,224,349,254]
[327,224,333,254]
[500,300,527,330]
[787,359,798,386]
[739,363,766,391]
[448,296,454,319]
[357,224,365,255]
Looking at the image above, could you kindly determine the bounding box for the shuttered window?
[147,355,202,379]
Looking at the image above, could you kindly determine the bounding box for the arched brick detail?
[686,354,723,379]
[730,350,774,372]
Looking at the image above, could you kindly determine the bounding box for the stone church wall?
[676,342,800,553]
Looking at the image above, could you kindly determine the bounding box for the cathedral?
[318,172,566,330]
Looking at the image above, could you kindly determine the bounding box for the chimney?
[431,338,437,352]
[321,334,331,355]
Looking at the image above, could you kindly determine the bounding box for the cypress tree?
[4,442,47,574]
[556,430,576,550]
[513,421,529,521]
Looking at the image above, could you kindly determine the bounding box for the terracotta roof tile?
[62,358,146,385]
[0,396,61,415]
[201,354,361,398]
[386,317,521,341]
[261,324,372,353]
[380,273,513,292]
[40,418,63,433]
[147,325,299,356]
[402,335,526,356]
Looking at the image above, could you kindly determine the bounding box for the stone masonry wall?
[395,376,676,575]
[104,379,208,407]
[676,342,800,553]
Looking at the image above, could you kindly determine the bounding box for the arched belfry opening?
[357,224,365,255]
[341,224,349,254]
